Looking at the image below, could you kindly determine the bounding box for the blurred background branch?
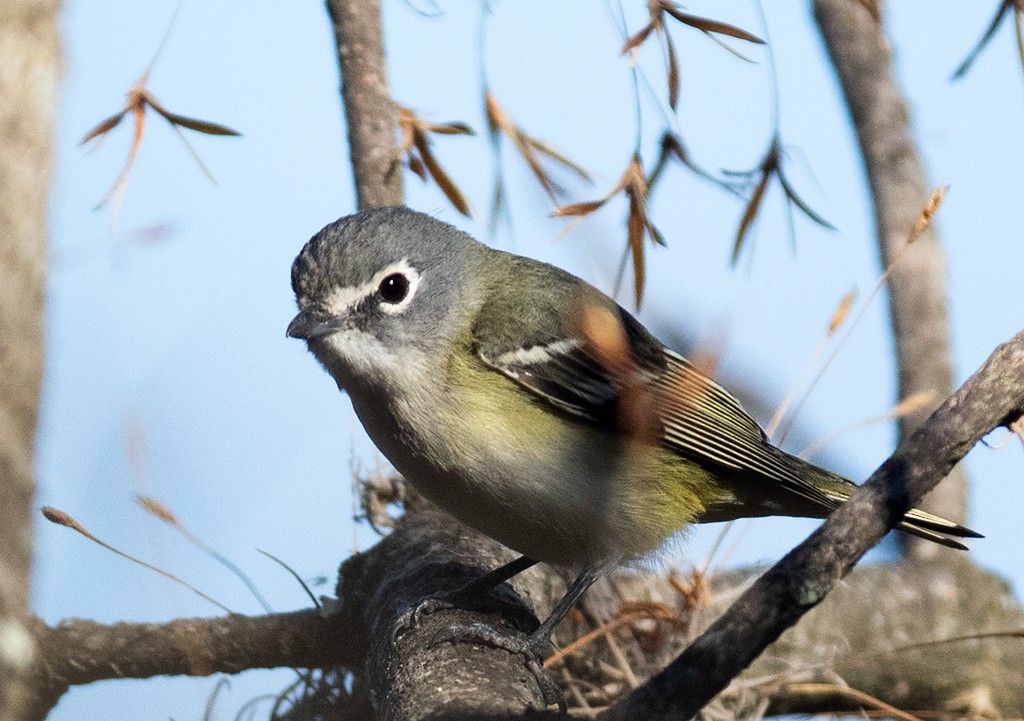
[0,2,60,720]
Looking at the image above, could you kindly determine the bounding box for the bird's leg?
[427,565,600,709]
[403,555,539,632]
[430,567,602,659]
[415,562,600,655]
[525,567,599,656]
[397,554,567,702]
[455,555,539,598]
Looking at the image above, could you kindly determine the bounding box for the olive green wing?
[471,269,835,510]
[474,288,979,547]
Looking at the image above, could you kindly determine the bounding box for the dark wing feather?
[480,338,622,424]
[478,316,838,510]
[653,350,838,509]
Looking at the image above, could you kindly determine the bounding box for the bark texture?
[337,494,554,719]
[0,2,60,719]
[325,0,403,209]
[23,609,359,721]
[813,0,967,559]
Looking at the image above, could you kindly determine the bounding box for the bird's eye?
[378,272,410,304]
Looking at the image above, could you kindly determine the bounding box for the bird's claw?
[396,580,537,641]
[433,619,563,708]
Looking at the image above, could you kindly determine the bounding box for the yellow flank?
[442,334,737,561]
[639,449,731,535]
[442,341,573,466]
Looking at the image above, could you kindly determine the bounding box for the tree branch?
[23,608,361,721]
[336,493,555,717]
[0,3,60,720]
[747,557,1024,718]
[25,528,1024,720]
[606,329,1024,720]
[814,0,967,558]
[325,0,403,209]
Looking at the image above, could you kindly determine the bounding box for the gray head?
[288,207,486,388]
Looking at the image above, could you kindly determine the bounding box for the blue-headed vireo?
[287,206,979,650]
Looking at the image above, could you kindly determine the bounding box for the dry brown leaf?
[732,166,770,263]
[651,132,738,192]
[80,110,129,145]
[666,34,681,110]
[620,2,763,113]
[628,193,646,307]
[486,91,589,205]
[412,129,470,216]
[621,156,659,307]
[732,139,834,263]
[621,21,659,55]
[398,106,473,216]
[148,103,241,136]
[407,153,427,181]
[81,71,240,217]
[775,167,836,231]
[661,3,765,44]
[484,91,507,132]
[554,156,662,307]
[552,199,608,217]
[527,136,591,180]
[423,120,474,136]
[513,136,555,199]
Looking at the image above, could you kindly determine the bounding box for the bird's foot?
[393,583,560,706]
[396,579,536,640]
[434,619,563,708]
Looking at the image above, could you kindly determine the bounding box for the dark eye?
[378,273,410,303]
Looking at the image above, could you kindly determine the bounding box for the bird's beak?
[286,308,345,340]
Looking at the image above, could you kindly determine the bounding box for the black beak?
[286,309,344,340]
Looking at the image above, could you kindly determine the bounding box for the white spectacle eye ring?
[374,261,420,315]
[324,258,421,317]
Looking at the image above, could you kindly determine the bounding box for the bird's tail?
[895,507,983,550]
[805,463,982,550]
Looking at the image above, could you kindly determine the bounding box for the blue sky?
[37,2,1023,718]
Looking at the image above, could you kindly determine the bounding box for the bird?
[287,205,979,651]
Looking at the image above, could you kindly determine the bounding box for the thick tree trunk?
[813,0,968,559]
[0,2,60,719]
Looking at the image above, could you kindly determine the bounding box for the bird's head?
[287,207,484,389]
